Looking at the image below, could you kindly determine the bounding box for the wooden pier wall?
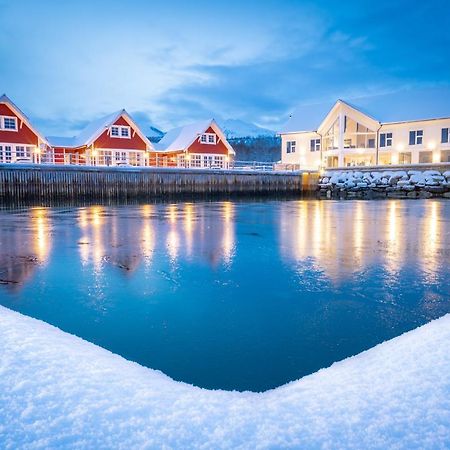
[0,164,313,201]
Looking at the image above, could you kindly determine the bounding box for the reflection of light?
[91,206,104,228]
[78,208,88,228]
[221,201,235,266]
[77,206,105,269]
[353,201,364,263]
[141,205,155,263]
[168,204,177,224]
[183,203,195,258]
[422,201,440,274]
[31,208,51,264]
[312,201,322,258]
[166,230,179,262]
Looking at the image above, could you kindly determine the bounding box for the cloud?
[0,0,449,135]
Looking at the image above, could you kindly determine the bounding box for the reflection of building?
[0,208,52,291]
[76,202,236,275]
[279,200,446,283]
[280,99,450,169]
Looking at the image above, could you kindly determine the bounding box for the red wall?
[53,147,86,165]
[186,127,230,155]
[94,116,147,150]
[0,104,39,145]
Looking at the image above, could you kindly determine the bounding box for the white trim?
[110,125,131,139]
[200,133,216,145]
[0,115,18,131]
[0,142,35,163]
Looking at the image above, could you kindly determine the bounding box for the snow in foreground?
[0,307,449,450]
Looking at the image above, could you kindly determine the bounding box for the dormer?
[0,115,18,131]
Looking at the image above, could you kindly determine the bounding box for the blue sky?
[1,0,450,135]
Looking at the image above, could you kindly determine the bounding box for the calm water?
[0,199,449,392]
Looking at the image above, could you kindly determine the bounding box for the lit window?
[2,116,18,131]
[380,132,393,147]
[310,139,320,152]
[409,130,423,146]
[441,128,449,144]
[287,141,296,153]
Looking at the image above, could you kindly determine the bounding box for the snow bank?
[0,306,449,449]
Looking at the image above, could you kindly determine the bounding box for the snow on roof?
[155,119,213,151]
[0,94,48,144]
[280,88,450,134]
[1,305,449,448]
[47,110,125,148]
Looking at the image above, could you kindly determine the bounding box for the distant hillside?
[229,136,281,162]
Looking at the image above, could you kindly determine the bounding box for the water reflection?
[0,200,449,391]
[279,199,448,283]
[0,200,448,292]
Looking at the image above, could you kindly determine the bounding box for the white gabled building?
[279,99,450,170]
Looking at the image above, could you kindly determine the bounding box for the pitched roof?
[0,94,49,145]
[47,110,154,149]
[279,89,450,134]
[155,119,235,154]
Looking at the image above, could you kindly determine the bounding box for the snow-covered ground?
[1,306,449,449]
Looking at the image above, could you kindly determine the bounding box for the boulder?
[423,170,441,176]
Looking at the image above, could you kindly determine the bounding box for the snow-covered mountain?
[147,125,165,143]
[218,119,275,139]
[146,119,276,144]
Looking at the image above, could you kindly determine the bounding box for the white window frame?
[286,141,296,153]
[200,133,216,145]
[380,132,393,148]
[410,129,423,146]
[310,139,320,152]
[0,116,18,131]
[110,125,131,139]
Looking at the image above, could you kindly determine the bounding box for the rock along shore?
[318,169,450,199]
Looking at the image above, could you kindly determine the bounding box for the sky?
[1,0,450,136]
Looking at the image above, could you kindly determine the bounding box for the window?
[0,116,18,131]
[15,146,26,158]
[442,128,449,144]
[380,132,392,147]
[110,125,131,138]
[409,130,423,146]
[286,141,296,153]
[189,154,202,167]
[419,151,432,163]
[310,139,320,152]
[399,152,412,164]
[200,133,216,145]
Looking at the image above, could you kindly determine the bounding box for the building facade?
[280,100,450,170]
[48,110,153,167]
[0,95,51,164]
[152,120,235,169]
